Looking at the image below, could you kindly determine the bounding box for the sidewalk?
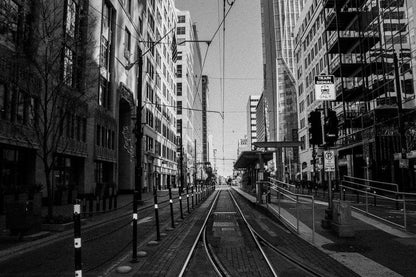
[233,186,416,277]
[0,189,177,260]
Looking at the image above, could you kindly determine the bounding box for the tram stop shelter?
[233,150,274,192]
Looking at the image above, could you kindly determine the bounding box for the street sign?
[324,150,335,172]
[315,75,336,101]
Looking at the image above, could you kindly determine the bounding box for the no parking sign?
[324,150,335,172]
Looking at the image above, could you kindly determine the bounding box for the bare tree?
[1,0,98,219]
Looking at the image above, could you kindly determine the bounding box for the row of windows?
[0,83,37,125]
[96,124,115,149]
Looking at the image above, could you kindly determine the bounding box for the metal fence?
[339,176,416,230]
[265,178,316,244]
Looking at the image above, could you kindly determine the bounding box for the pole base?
[321,208,333,229]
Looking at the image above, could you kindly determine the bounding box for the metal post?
[312,197,315,244]
[168,183,174,228]
[154,187,160,241]
[135,49,144,202]
[179,188,183,219]
[403,194,407,229]
[131,191,138,262]
[73,200,82,276]
[296,195,299,233]
[365,188,369,214]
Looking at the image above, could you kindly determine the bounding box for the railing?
[340,176,416,230]
[265,178,316,244]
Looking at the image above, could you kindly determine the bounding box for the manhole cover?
[322,243,370,253]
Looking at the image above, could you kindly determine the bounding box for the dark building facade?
[323,0,416,191]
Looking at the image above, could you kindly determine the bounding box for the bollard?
[153,188,160,241]
[373,191,377,206]
[191,185,194,209]
[343,189,346,201]
[114,192,118,209]
[168,184,174,228]
[96,196,100,212]
[131,191,138,263]
[186,186,190,214]
[109,192,113,210]
[88,196,93,217]
[102,195,106,212]
[179,187,183,219]
[73,200,82,277]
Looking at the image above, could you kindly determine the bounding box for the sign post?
[315,75,336,101]
[322,150,335,229]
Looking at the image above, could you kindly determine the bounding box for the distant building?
[247,95,260,150]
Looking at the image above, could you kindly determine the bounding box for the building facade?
[175,10,203,186]
[0,0,182,216]
[247,95,260,150]
[294,0,416,190]
[294,0,327,181]
[260,0,302,179]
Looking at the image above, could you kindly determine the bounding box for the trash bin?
[331,200,354,237]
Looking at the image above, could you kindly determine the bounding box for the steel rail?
[229,190,324,277]
[178,190,222,277]
[228,190,278,277]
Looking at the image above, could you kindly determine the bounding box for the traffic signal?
[324,109,338,146]
[308,111,323,145]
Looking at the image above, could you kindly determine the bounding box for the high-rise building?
[295,0,416,190]
[175,10,203,185]
[260,0,302,179]
[247,95,260,150]
[202,75,209,163]
[0,0,181,216]
[140,0,178,191]
[294,0,327,181]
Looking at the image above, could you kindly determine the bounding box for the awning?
[233,151,274,169]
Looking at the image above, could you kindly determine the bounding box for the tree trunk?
[43,163,54,220]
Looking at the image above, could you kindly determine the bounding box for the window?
[99,77,110,109]
[0,83,6,119]
[66,0,77,38]
[177,27,185,35]
[63,46,74,86]
[146,83,153,102]
[177,101,182,115]
[100,2,112,70]
[178,15,185,23]
[177,82,182,96]
[147,58,154,79]
[148,12,155,33]
[124,27,131,58]
[127,0,132,15]
[176,64,182,77]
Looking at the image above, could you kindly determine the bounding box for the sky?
[175,0,263,177]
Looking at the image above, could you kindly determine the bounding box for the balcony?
[327,31,379,54]
[324,0,367,9]
[329,54,388,78]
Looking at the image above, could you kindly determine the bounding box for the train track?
[180,187,325,277]
[181,188,276,276]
